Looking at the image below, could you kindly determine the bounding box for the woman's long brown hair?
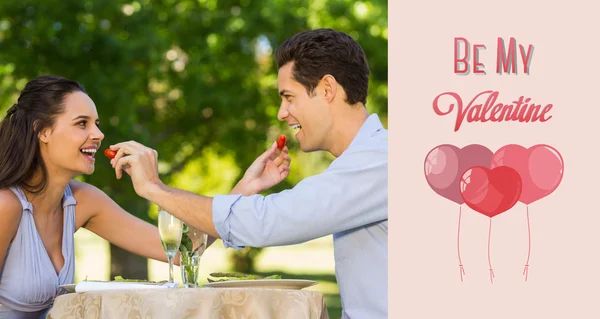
[0,75,86,194]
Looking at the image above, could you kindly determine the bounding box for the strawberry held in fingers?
[276,135,286,150]
[104,149,117,159]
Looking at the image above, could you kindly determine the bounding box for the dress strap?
[8,187,33,212]
[62,184,77,208]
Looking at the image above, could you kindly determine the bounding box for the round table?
[47,287,330,319]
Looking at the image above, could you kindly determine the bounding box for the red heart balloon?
[459,166,522,218]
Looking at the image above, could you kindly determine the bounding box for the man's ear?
[321,74,338,103]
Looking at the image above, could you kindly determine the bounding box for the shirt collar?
[349,113,384,146]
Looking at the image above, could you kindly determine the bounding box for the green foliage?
[0,0,387,276]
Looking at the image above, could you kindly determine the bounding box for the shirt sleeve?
[212,145,388,249]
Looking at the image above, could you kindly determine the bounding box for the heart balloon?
[424,144,493,204]
[490,144,564,205]
[459,166,522,218]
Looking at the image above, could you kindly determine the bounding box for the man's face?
[277,62,331,152]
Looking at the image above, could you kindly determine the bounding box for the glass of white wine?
[158,207,183,283]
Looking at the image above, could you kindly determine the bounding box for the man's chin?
[299,144,319,153]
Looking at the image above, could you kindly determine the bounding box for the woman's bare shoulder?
[0,188,22,214]
[0,188,22,232]
[68,179,111,205]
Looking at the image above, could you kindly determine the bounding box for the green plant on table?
[179,223,204,287]
[207,272,282,282]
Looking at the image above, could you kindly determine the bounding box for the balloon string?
[523,205,531,281]
[488,218,494,284]
[457,205,465,281]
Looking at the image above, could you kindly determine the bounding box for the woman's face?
[39,91,105,177]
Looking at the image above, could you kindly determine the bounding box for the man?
[111,28,387,318]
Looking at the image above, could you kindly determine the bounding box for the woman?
[0,75,291,318]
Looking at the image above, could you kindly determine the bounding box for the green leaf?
[192,242,205,254]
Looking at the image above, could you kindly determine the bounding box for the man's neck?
[327,105,369,157]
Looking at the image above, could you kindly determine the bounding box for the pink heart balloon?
[490,144,564,205]
[424,144,493,204]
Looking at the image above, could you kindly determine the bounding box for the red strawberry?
[276,135,286,150]
[104,149,117,159]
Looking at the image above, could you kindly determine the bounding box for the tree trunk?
[108,193,151,281]
[110,244,148,280]
[230,247,264,273]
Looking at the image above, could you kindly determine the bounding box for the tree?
[0,0,387,277]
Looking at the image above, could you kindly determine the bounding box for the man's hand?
[231,142,291,196]
[109,141,164,198]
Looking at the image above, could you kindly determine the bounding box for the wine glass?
[157,207,183,283]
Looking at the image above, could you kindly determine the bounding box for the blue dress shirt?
[213,113,388,319]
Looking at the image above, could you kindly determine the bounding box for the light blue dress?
[0,185,76,318]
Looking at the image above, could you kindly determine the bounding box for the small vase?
[180,251,200,288]
[179,223,208,288]
[185,225,208,257]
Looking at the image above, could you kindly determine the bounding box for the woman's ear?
[37,121,51,144]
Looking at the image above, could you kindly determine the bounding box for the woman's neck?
[23,169,71,216]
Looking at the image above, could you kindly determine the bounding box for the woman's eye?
[77,121,86,127]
